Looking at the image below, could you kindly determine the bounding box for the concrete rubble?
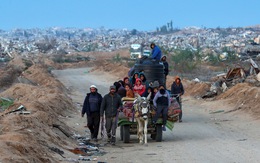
[0,26,260,62]
[202,58,260,98]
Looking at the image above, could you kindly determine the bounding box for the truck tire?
[120,125,123,141]
[155,125,162,142]
[123,125,130,143]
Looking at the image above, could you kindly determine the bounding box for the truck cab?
[130,44,143,59]
[143,49,151,57]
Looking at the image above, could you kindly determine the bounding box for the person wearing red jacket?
[133,78,145,96]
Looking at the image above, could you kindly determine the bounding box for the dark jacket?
[153,89,171,107]
[82,92,103,116]
[171,77,184,96]
[151,45,162,60]
[117,85,126,98]
[163,61,169,76]
[161,55,169,76]
[130,72,139,86]
[139,72,147,83]
[100,93,122,118]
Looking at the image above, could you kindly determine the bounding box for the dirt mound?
[79,49,129,60]
[216,83,260,118]
[22,65,66,90]
[90,60,130,80]
[183,80,211,97]
[8,57,27,70]
[165,76,211,98]
[0,64,76,162]
[0,59,26,91]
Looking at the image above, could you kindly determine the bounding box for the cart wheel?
[120,125,123,141]
[123,125,130,143]
[155,125,162,142]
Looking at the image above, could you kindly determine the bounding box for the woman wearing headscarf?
[171,76,184,122]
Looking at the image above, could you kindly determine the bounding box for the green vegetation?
[0,98,14,111]
[113,53,122,63]
[22,58,34,68]
[207,53,220,65]
[171,48,202,73]
[127,60,135,68]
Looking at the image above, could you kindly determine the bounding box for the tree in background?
[156,20,174,34]
[160,25,168,33]
[131,29,138,35]
[171,48,202,73]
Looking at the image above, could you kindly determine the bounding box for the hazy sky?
[1,0,259,31]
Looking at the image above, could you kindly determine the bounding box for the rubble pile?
[185,58,260,118]
[1,26,260,63]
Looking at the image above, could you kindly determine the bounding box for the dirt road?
[52,67,260,163]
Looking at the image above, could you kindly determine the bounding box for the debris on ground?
[49,147,65,158]
[201,58,260,99]
[210,110,225,114]
[67,135,106,162]
[0,105,26,116]
[0,97,14,111]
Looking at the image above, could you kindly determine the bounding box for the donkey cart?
[118,97,176,144]
[118,57,180,144]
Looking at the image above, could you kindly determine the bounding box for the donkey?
[133,92,152,145]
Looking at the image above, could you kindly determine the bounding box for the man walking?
[82,85,103,141]
[153,85,171,131]
[100,85,122,145]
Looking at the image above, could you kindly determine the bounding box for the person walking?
[81,85,103,142]
[150,43,162,61]
[161,55,169,81]
[171,76,185,122]
[100,85,122,145]
[152,85,171,131]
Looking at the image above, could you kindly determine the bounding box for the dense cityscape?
[1,26,260,61]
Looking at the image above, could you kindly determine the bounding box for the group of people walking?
[81,43,184,145]
[81,85,121,145]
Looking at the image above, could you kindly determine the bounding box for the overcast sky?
[1,0,259,31]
